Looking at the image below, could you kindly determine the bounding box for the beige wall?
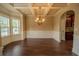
[25,14,60,42]
[24,14,61,42]
[26,15,54,31]
[23,15,27,31]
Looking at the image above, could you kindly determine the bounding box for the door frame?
[60,10,75,41]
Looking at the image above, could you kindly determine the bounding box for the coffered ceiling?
[12,3,68,17]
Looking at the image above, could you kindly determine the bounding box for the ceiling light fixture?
[35,15,45,25]
[35,6,45,25]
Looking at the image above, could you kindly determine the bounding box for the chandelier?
[34,6,45,25]
[33,3,52,25]
[35,15,45,25]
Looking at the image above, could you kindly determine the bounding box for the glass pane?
[0,16,9,27]
[12,19,20,34]
[1,28,10,37]
[13,28,19,34]
[0,16,10,37]
[12,19,20,28]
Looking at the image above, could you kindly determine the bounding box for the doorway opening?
[65,10,75,41]
[60,10,75,42]
[60,10,75,51]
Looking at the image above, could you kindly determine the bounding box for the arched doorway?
[65,10,75,41]
[60,10,75,41]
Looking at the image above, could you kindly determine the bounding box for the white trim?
[26,31,53,38]
[26,31,60,42]
[52,31,60,42]
[72,35,79,56]
[23,31,27,39]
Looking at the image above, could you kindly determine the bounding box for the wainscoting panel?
[26,31,60,42]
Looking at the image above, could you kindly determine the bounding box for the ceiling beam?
[43,4,53,16]
[27,4,36,17]
[14,7,61,10]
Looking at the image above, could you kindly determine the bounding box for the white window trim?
[0,13,21,37]
[11,18,21,35]
[0,15,10,37]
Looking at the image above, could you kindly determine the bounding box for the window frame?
[0,13,21,38]
[0,14,10,37]
[11,18,21,35]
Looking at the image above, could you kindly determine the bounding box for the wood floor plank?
[3,38,77,56]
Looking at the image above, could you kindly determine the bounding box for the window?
[0,16,10,37]
[12,19,20,34]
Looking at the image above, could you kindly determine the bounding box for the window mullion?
[9,17,13,39]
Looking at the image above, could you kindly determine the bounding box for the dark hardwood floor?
[3,38,76,56]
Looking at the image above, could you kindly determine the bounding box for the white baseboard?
[26,31,60,42]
